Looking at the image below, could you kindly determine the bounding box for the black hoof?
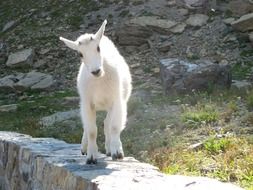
[86,155,97,164]
[112,151,124,161]
[81,150,86,155]
[106,152,111,157]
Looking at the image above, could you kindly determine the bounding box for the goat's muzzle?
[91,69,102,77]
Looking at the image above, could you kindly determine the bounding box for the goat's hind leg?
[110,100,127,160]
[104,112,111,156]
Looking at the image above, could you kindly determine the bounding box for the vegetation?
[150,136,253,190]
[181,104,218,127]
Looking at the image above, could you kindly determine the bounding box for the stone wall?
[0,132,243,190]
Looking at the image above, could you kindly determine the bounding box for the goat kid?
[60,20,132,164]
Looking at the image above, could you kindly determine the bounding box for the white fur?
[60,20,132,163]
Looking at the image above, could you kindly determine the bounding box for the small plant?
[246,91,253,111]
[232,61,253,80]
[149,136,253,190]
[204,137,231,154]
[181,104,218,127]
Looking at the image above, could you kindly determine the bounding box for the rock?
[30,74,54,90]
[183,0,208,9]
[6,49,34,68]
[159,58,232,94]
[223,18,235,25]
[0,132,244,190]
[2,20,17,33]
[170,23,187,34]
[167,0,176,6]
[182,0,216,10]
[176,8,189,16]
[186,14,209,27]
[158,42,171,53]
[0,72,54,92]
[227,0,253,17]
[0,74,23,92]
[231,13,253,32]
[0,104,17,112]
[116,24,152,46]
[14,71,54,91]
[39,48,50,55]
[188,142,204,150]
[39,109,80,127]
[231,80,252,91]
[130,16,177,34]
[0,42,8,65]
[249,32,253,45]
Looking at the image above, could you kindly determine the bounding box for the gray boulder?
[14,71,54,91]
[160,58,232,94]
[0,71,54,92]
[183,0,208,9]
[6,48,34,68]
[186,14,209,27]
[2,20,17,33]
[0,74,24,92]
[231,13,253,32]
[0,104,17,112]
[231,80,252,91]
[180,0,217,12]
[116,24,152,46]
[130,16,177,34]
[39,109,80,127]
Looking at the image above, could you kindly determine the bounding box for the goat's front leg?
[110,99,127,160]
[80,103,98,164]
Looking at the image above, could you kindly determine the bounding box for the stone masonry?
[0,132,243,190]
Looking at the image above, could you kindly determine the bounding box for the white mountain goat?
[60,20,132,164]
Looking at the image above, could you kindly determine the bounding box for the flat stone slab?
[0,132,243,190]
[231,13,253,32]
[0,104,17,112]
[159,58,232,94]
[186,14,209,27]
[39,109,80,127]
[130,16,177,34]
[6,48,34,68]
[0,71,54,92]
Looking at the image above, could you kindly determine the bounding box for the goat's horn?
[59,37,78,50]
[95,20,107,40]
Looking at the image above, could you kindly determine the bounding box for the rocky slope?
[0,0,253,189]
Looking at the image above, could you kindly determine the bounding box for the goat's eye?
[97,46,100,53]
[78,52,83,58]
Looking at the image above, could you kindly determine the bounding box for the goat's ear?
[59,37,78,51]
[95,20,107,41]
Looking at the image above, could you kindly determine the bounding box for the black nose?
[91,69,101,76]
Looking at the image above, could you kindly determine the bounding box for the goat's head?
[60,20,107,77]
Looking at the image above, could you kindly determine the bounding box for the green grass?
[232,61,253,80]
[181,104,219,127]
[204,137,231,154]
[0,90,78,138]
[150,136,253,190]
